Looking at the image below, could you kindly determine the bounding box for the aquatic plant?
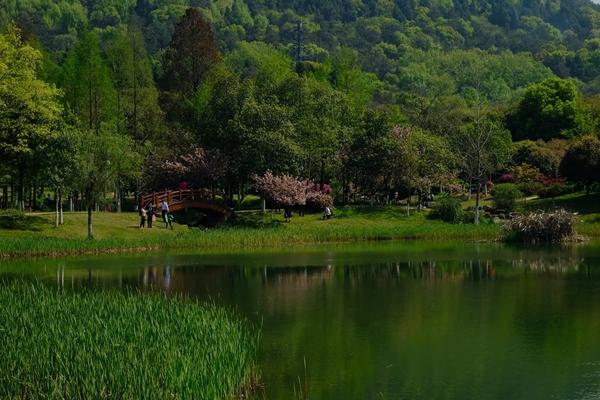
[503,209,576,243]
[0,282,258,399]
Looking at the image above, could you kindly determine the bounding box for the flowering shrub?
[497,173,515,184]
[254,172,334,209]
[253,171,307,207]
[538,177,570,199]
[306,191,333,209]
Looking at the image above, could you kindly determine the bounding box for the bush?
[492,184,523,212]
[503,210,576,243]
[429,196,464,224]
[0,209,28,229]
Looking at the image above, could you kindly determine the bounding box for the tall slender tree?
[161,8,220,118]
[62,31,117,133]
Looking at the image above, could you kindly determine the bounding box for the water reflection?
[2,242,600,399]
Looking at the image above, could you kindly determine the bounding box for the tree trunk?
[69,193,74,212]
[261,198,266,214]
[406,189,411,216]
[18,166,25,212]
[87,205,93,239]
[1,185,7,209]
[10,178,15,208]
[116,187,122,213]
[59,188,64,225]
[54,188,59,227]
[475,183,481,225]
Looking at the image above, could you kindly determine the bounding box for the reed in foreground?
[0,282,258,399]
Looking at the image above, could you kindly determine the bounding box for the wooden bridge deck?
[140,190,231,216]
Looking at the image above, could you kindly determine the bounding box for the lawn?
[2,193,599,259]
[0,207,500,258]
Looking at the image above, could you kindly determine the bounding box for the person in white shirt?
[161,201,169,223]
[139,206,147,229]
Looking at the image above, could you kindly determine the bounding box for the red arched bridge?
[141,190,232,226]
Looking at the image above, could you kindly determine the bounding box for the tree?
[344,109,396,200]
[391,126,455,213]
[74,128,141,238]
[0,25,63,211]
[454,115,512,224]
[559,135,600,193]
[510,78,586,141]
[253,171,307,207]
[39,123,81,226]
[105,19,163,145]
[61,31,117,133]
[161,7,220,117]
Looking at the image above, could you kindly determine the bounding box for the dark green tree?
[509,78,586,141]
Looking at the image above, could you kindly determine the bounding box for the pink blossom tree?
[253,171,307,207]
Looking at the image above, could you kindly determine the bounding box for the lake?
[2,241,600,399]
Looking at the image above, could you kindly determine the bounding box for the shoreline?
[2,204,599,260]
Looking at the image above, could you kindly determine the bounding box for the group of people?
[139,200,173,230]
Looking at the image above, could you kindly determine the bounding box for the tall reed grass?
[0,282,258,399]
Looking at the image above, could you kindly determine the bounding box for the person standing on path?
[161,200,169,224]
[160,200,173,230]
[147,205,155,228]
[139,206,147,229]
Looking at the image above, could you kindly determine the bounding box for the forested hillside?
[2,0,600,224]
[4,0,600,94]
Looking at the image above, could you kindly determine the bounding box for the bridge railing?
[140,189,217,208]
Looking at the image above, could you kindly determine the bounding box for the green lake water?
[2,241,600,399]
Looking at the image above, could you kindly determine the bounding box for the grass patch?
[0,208,502,258]
[0,281,258,399]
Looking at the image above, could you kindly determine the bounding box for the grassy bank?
[0,281,257,399]
[2,194,600,258]
[0,208,501,258]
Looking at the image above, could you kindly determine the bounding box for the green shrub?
[492,184,523,212]
[0,209,28,229]
[503,210,576,243]
[429,196,464,224]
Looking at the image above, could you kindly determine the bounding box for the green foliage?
[559,135,600,189]
[0,282,257,399]
[0,25,63,208]
[511,163,543,195]
[512,139,566,177]
[510,78,585,140]
[454,115,513,189]
[492,183,523,212]
[428,195,464,224]
[61,31,117,132]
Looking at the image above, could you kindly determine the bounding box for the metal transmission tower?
[295,21,303,64]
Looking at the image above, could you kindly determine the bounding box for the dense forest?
[2,0,600,227]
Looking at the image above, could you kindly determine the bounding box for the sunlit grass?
[0,281,258,399]
[0,208,502,258]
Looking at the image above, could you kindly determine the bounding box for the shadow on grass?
[526,193,600,215]
[0,215,47,232]
[227,212,285,229]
